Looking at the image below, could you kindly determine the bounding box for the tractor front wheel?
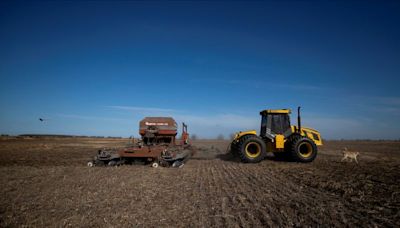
[237,135,266,163]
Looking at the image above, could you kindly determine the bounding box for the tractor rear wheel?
[289,136,317,162]
[237,135,266,163]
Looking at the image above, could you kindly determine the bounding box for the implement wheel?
[289,136,317,162]
[237,135,266,163]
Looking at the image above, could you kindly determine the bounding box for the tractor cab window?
[271,114,291,134]
[260,115,268,135]
[260,114,291,137]
[261,115,268,127]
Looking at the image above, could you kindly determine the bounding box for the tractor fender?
[233,130,257,142]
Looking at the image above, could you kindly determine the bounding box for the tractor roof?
[260,109,291,115]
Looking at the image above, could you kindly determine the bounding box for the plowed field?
[0,138,399,227]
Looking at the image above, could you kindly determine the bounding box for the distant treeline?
[14,134,124,139]
[0,134,399,141]
[329,139,400,142]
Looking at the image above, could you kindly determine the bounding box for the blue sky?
[0,1,399,139]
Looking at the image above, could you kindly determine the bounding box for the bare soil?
[0,137,399,227]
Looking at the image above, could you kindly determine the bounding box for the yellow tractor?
[230,107,322,163]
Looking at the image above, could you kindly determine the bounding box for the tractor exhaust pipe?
[297,106,301,133]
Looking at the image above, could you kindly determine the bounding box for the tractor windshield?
[260,114,291,137]
[271,114,291,134]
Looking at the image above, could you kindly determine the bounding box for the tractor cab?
[260,109,292,140]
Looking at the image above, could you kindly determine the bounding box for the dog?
[341,147,360,163]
